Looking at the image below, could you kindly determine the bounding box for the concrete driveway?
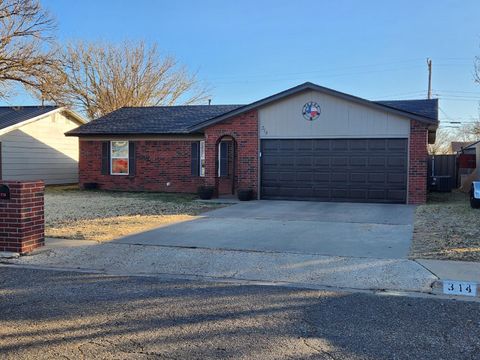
[117,200,415,259]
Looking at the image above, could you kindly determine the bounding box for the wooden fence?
[427,155,457,191]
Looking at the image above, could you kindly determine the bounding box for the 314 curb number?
[443,280,477,297]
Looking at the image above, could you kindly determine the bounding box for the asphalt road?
[0,266,479,360]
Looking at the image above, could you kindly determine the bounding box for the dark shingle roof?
[66,105,244,135]
[0,106,58,131]
[67,83,439,137]
[375,99,438,121]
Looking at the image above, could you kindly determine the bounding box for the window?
[191,141,205,177]
[199,140,205,177]
[111,141,129,175]
[218,141,229,177]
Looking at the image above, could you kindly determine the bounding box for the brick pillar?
[408,121,429,204]
[0,181,45,254]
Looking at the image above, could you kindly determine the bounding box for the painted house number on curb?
[443,280,477,297]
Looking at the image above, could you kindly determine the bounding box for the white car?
[470,181,480,208]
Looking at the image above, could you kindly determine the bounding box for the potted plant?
[237,189,254,201]
[197,186,215,200]
[83,182,98,190]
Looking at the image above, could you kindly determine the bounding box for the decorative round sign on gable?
[302,102,321,121]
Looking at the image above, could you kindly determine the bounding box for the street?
[0,266,479,359]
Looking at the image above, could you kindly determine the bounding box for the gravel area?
[411,191,480,261]
[45,186,221,241]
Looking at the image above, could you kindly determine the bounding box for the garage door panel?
[278,140,295,150]
[368,157,386,167]
[314,157,330,166]
[388,190,407,201]
[387,139,408,151]
[313,173,330,182]
[332,140,349,150]
[349,189,368,199]
[296,172,313,181]
[368,189,387,200]
[349,140,368,151]
[349,157,367,166]
[331,173,348,182]
[368,173,386,183]
[313,140,331,150]
[368,139,387,150]
[261,138,408,203]
[331,157,348,166]
[387,156,406,167]
[350,173,368,183]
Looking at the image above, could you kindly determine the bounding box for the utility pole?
[427,58,432,99]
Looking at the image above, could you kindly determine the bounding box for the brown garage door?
[260,138,408,203]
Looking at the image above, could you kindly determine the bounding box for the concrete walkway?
[416,259,480,282]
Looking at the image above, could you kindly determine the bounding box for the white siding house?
[0,107,86,184]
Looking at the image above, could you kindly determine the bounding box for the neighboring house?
[455,140,480,155]
[67,82,439,204]
[0,106,87,184]
[450,141,476,155]
[456,140,479,185]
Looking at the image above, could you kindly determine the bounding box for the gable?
[258,90,410,139]
[0,108,86,136]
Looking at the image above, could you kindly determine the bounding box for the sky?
[4,0,480,127]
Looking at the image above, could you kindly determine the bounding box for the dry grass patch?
[411,191,480,261]
[47,214,198,242]
[45,186,221,242]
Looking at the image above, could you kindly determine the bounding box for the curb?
[0,251,20,259]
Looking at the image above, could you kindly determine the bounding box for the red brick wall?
[204,110,258,197]
[408,121,429,204]
[79,140,204,192]
[0,181,44,253]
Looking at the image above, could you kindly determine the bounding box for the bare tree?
[428,128,455,155]
[44,41,209,119]
[0,0,59,99]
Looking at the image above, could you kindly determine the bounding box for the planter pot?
[198,186,215,200]
[238,189,254,201]
[83,182,98,190]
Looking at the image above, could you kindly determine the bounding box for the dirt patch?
[45,186,222,242]
[410,191,480,261]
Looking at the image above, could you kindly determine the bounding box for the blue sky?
[5,0,480,126]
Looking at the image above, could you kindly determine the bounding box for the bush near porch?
[410,191,480,261]
[45,186,221,242]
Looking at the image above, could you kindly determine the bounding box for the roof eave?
[65,130,196,137]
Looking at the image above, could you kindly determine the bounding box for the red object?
[0,181,45,253]
[458,154,476,169]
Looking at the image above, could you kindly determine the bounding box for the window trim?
[110,140,129,176]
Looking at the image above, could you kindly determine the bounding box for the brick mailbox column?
[0,181,45,254]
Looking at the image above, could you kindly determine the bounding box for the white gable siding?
[0,112,81,184]
[258,90,410,139]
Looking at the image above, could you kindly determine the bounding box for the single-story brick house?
[66,82,439,204]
